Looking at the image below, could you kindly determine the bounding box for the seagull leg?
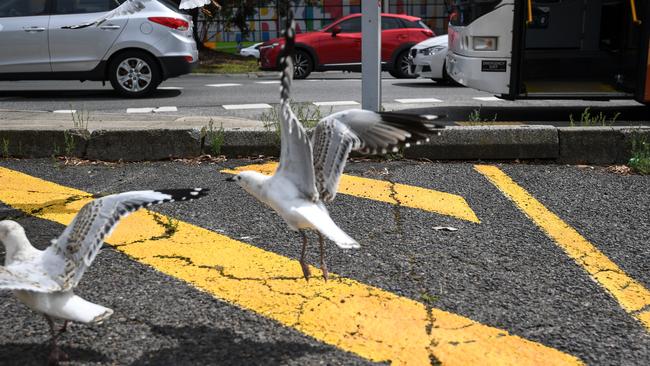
[317,232,329,281]
[299,230,311,281]
[45,316,69,366]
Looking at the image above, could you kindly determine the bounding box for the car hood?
[412,35,448,50]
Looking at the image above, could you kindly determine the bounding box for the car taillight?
[184,56,194,62]
[148,17,189,31]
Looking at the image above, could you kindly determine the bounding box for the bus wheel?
[390,50,417,79]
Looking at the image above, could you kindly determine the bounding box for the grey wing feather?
[273,11,318,201]
[312,109,442,201]
[43,188,208,291]
[312,118,362,202]
[0,265,61,293]
[179,0,211,9]
[62,0,151,29]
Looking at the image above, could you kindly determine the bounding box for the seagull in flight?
[63,0,212,29]
[227,11,444,281]
[0,188,208,365]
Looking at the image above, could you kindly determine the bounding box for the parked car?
[239,42,262,59]
[408,34,454,84]
[0,0,198,97]
[259,13,434,79]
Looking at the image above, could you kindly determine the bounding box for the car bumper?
[159,56,198,79]
[409,51,446,79]
[446,52,510,94]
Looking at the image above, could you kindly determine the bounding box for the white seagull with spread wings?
[64,0,212,29]
[227,11,444,281]
[0,188,208,364]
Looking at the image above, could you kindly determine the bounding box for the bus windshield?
[449,0,503,27]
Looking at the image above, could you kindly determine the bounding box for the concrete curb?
[1,126,648,164]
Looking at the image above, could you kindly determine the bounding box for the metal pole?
[361,0,381,111]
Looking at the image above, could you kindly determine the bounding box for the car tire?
[108,51,161,98]
[390,50,417,79]
[293,50,313,79]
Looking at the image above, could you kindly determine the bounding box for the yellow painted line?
[222,162,480,224]
[0,166,583,365]
[475,165,650,331]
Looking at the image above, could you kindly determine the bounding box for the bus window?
[449,0,503,27]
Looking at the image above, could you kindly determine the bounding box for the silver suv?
[0,0,198,97]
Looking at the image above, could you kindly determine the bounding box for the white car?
[408,35,454,84]
[239,43,262,59]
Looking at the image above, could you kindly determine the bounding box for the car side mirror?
[331,26,341,36]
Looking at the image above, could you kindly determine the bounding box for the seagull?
[63,0,212,29]
[226,11,444,281]
[0,188,208,365]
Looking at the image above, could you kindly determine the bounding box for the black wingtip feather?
[377,111,448,130]
[156,188,210,202]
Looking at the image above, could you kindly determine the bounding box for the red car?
[259,13,434,79]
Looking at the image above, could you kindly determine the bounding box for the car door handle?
[23,26,45,32]
[99,24,121,30]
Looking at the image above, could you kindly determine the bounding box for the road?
[0,73,647,123]
[0,159,648,365]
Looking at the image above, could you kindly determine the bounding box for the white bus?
[446,0,650,105]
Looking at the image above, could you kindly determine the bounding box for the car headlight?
[259,42,280,50]
[419,45,446,56]
[472,37,497,51]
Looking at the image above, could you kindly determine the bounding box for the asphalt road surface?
[0,73,647,123]
[0,159,648,365]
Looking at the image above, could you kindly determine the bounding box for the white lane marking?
[127,106,178,113]
[53,110,76,114]
[154,106,178,113]
[158,86,184,90]
[206,83,242,87]
[255,81,281,84]
[222,103,273,110]
[473,96,503,101]
[312,101,360,106]
[394,98,443,104]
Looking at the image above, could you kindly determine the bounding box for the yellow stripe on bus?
[222,162,480,224]
[476,165,650,331]
[0,166,583,365]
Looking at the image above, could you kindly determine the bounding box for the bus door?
[510,0,650,102]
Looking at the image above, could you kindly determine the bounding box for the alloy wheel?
[116,57,153,93]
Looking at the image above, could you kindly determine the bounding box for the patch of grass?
[152,213,180,238]
[63,131,76,156]
[205,41,258,55]
[201,119,225,155]
[466,106,497,125]
[419,291,439,306]
[1,138,9,159]
[629,136,650,174]
[195,48,259,74]
[569,107,620,127]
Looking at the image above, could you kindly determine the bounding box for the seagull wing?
[179,0,211,9]
[273,11,318,201]
[313,110,443,202]
[0,265,61,293]
[43,189,208,291]
[62,0,152,29]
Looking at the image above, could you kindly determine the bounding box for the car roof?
[337,13,422,22]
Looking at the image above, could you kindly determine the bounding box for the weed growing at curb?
[63,131,76,156]
[201,119,225,156]
[569,107,620,127]
[466,106,497,124]
[629,136,650,174]
[1,138,9,159]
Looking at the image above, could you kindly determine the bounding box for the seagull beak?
[225,176,236,182]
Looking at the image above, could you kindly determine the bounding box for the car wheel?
[109,51,161,98]
[293,50,313,79]
[390,50,417,79]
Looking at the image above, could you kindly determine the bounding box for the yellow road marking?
[0,166,583,365]
[475,165,650,331]
[222,162,480,224]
